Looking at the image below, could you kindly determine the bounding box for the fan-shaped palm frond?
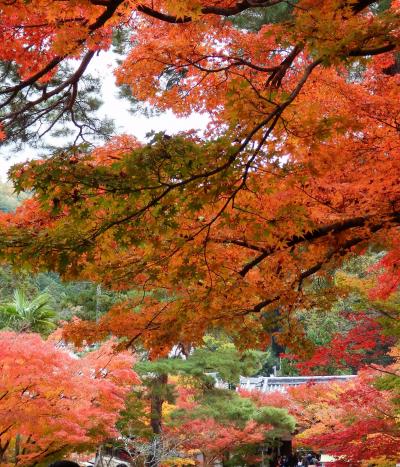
[0,289,57,334]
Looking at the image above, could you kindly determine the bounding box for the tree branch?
[239,295,280,315]
[239,212,400,277]
[137,1,285,23]
[349,43,396,57]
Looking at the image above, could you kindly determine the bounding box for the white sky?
[0,52,209,181]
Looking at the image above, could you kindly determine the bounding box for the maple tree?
[0,1,398,356]
[244,353,400,466]
[284,311,394,375]
[290,356,400,466]
[0,0,397,139]
[369,245,400,302]
[0,331,138,466]
[284,252,400,375]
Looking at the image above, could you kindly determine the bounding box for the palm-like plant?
[0,289,57,334]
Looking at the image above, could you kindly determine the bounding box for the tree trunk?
[149,373,167,435]
[14,433,20,464]
[147,373,168,467]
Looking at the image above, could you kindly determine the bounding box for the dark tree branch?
[0,57,64,95]
[137,1,284,23]
[0,0,393,145]
[124,304,167,349]
[266,45,303,88]
[136,0,379,24]
[0,0,123,97]
[83,59,321,244]
[351,0,376,14]
[367,364,400,377]
[0,0,124,141]
[239,212,400,277]
[0,424,13,438]
[235,216,395,318]
[238,295,280,316]
[211,238,267,253]
[349,43,396,57]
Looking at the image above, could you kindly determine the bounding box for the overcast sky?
[0,52,209,181]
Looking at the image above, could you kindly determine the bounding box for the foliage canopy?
[0,1,399,355]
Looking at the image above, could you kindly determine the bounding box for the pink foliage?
[0,332,139,465]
